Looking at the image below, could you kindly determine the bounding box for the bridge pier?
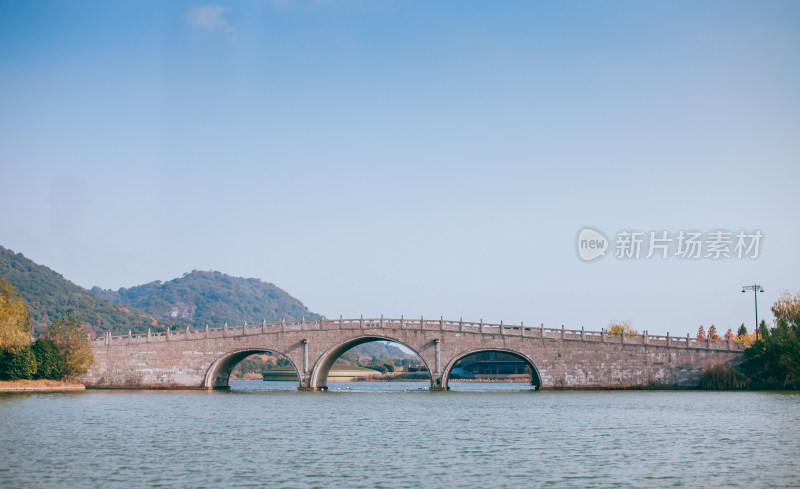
[429,379,448,391]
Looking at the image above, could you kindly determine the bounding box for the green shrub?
[32,338,64,380]
[1,346,38,380]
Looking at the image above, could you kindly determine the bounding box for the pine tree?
[737,323,748,338]
[708,324,720,340]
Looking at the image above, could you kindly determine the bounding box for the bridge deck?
[94,316,744,352]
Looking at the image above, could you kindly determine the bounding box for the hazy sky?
[1,1,798,335]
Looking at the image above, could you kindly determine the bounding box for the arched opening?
[443,349,541,391]
[309,336,432,391]
[203,349,300,390]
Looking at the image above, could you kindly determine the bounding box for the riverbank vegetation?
[737,292,800,389]
[0,279,93,381]
[702,291,800,390]
[700,364,750,390]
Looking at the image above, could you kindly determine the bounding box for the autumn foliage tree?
[46,312,93,378]
[608,320,638,336]
[0,278,31,352]
[696,325,706,341]
[708,324,720,341]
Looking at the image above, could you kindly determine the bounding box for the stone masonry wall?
[83,320,744,390]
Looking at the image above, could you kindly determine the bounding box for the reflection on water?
[1,381,798,488]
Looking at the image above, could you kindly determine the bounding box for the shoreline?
[0,380,86,392]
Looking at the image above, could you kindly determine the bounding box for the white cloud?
[184,5,233,33]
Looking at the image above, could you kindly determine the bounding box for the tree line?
[0,278,93,381]
[604,295,800,390]
[700,291,800,389]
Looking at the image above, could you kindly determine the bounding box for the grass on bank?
[0,379,83,387]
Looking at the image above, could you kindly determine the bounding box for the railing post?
[262,321,266,334]
[500,320,504,335]
[687,333,691,348]
[620,331,624,344]
[460,317,463,332]
[360,315,364,329]
[400,315,404,328]
[186,326,190,340]
[643,330,648,345]
[420,315,424,330]
[300,316,304,331]
[666,332,670,347]
[581,326,585,341]
[340,315,343,329]
[520,321,524,336]
[166,327,170,341]
[561,325,565,340]
[601,329,605,343]
[440,316,444,331]
[479,319,483,334]
[223,323,228,337]
[707,334,711,349]
[727,336,732,350]
[205,324,209,338]
[540,323,544,338]
[147,328,151,342]
[381,314,384,328]
[128,330,132,342]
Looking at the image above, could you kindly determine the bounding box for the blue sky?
[1,1,798,335]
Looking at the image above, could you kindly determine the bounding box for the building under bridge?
[450,351,531,379]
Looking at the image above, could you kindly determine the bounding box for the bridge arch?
[309,335,433,390]
[203,349,301,390]
[441,348,541,390]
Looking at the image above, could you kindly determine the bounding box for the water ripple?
[0,383,798,488]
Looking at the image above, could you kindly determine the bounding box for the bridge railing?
[92,316,746,352]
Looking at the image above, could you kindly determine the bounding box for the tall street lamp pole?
[741,284,764,341]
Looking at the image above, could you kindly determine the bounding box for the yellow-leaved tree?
[608,320,638,336]
[0,277,32,352]
[47,312,93,378]
[772,292,800,329]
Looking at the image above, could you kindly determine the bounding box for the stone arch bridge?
[82,316,744,390]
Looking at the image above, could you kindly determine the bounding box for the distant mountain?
[347,341,416,362]
[337,341,419,367]
[0,245,159,335]
[92,270,320,329]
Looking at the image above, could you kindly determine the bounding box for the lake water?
[1,381,799,488]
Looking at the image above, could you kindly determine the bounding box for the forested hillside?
[92,270,320,329]
[0,245,158,335]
